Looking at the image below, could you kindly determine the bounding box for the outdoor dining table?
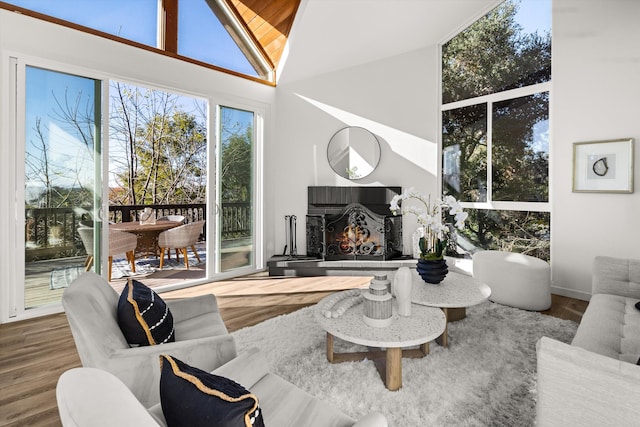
[109,220,182,258]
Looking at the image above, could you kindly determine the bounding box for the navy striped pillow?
[117,278,175,346]
[160,355,265,427]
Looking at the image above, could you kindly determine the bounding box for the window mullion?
[486,102,493,204]
[159,0,178,53]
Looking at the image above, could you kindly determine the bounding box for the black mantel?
[307,186,401,216]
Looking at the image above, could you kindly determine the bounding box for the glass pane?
[492,92,549,202]
[178,1,258,77]
[6,0,157,47]
[453,209,550,261]
[442,0,551,103]
[442,104,487,202]
[24,66,101,309]
[109,82,208,285]
[219,106,254,272]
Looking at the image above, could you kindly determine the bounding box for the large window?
[441,0,551,260]
[2,0,266,80]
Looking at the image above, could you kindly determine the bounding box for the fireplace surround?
[306,186,403,261]
[267,186,414,277]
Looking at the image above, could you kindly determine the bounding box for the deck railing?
[25,202,251,261]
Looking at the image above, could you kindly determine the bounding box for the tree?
[109,83,207,206]
[441,0,551,260]
[25,87,95,209]
[442,0,550,104]
[220,112,252,202]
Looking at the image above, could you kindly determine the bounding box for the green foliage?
[220,125,252,203]
[419,236,447,261]
[442,0,551,260]
[109,83,208,206]
[442,0,551,104]
[459,209,550,261]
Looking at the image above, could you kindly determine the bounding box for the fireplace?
[306,186,403,261]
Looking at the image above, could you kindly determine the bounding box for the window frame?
[441,81,551,214]
[0,0,275,85]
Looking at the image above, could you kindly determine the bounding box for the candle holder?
[363,275,392,327]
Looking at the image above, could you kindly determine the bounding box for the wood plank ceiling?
[227,0,301,72]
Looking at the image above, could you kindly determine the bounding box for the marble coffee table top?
[315,290,446,348]
[411,270,491,308]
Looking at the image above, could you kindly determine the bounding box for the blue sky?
[9,0,551,77]
[7,0,255,75]
[515,0,551,35]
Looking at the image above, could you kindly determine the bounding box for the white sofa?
[56,347,388,427]
[536,256,640,426]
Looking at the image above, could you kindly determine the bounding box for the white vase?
[394,267,412,317]
[412,227,425,259]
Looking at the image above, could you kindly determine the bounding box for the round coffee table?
[314,290,446,391]
[411,270,491,347]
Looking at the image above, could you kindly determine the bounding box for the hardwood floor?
[0,275,588,427]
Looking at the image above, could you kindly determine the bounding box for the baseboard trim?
[551,285,591,302]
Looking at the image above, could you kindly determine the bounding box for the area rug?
[50,265,85,289]
[110,249,207,279]
[231,301,578,426]
[49,249,207,288]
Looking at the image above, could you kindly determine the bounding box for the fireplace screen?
[307,202,402,261]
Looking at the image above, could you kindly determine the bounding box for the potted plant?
[390,188,467,283]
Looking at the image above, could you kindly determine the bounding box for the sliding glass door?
[218,106,255,273]
[23,66,102,310]
[9,61,263,321]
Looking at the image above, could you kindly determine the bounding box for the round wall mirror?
[327,126,381,180]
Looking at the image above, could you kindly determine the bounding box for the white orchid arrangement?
[389,188,468,260]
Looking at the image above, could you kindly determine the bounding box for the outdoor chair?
[156,215,186,260]
[61,271,236,407]
[157,220,205,269]
[77,227,138,281]
[157,214,185,223]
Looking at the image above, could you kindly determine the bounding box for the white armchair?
[61,271,236,407]
[56,347,388,427]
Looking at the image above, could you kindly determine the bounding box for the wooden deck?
[23,243,250,308]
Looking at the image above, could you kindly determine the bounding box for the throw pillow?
[160,355,265,427]
[117,278,175,346]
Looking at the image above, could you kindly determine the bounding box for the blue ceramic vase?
[416,258,448,284]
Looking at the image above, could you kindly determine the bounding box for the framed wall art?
[572,138,634,193]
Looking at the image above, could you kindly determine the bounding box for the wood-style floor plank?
[0,274,587,427]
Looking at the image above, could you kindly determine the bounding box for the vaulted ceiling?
[227,0,502,84]
[226,0,301,72]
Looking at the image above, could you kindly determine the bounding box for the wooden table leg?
[326,333,429,391]
[326,332,335,362]
[436,307,449,348]
[420,342,429,355]
[447,307,466,322]
[386,347,402,391]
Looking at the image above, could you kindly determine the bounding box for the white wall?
[272,0,640,301]
[269,46,441,257]
[551,0,640,299]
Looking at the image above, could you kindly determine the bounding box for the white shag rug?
[231,301,577,426]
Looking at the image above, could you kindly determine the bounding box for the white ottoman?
[472,250,551,311]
